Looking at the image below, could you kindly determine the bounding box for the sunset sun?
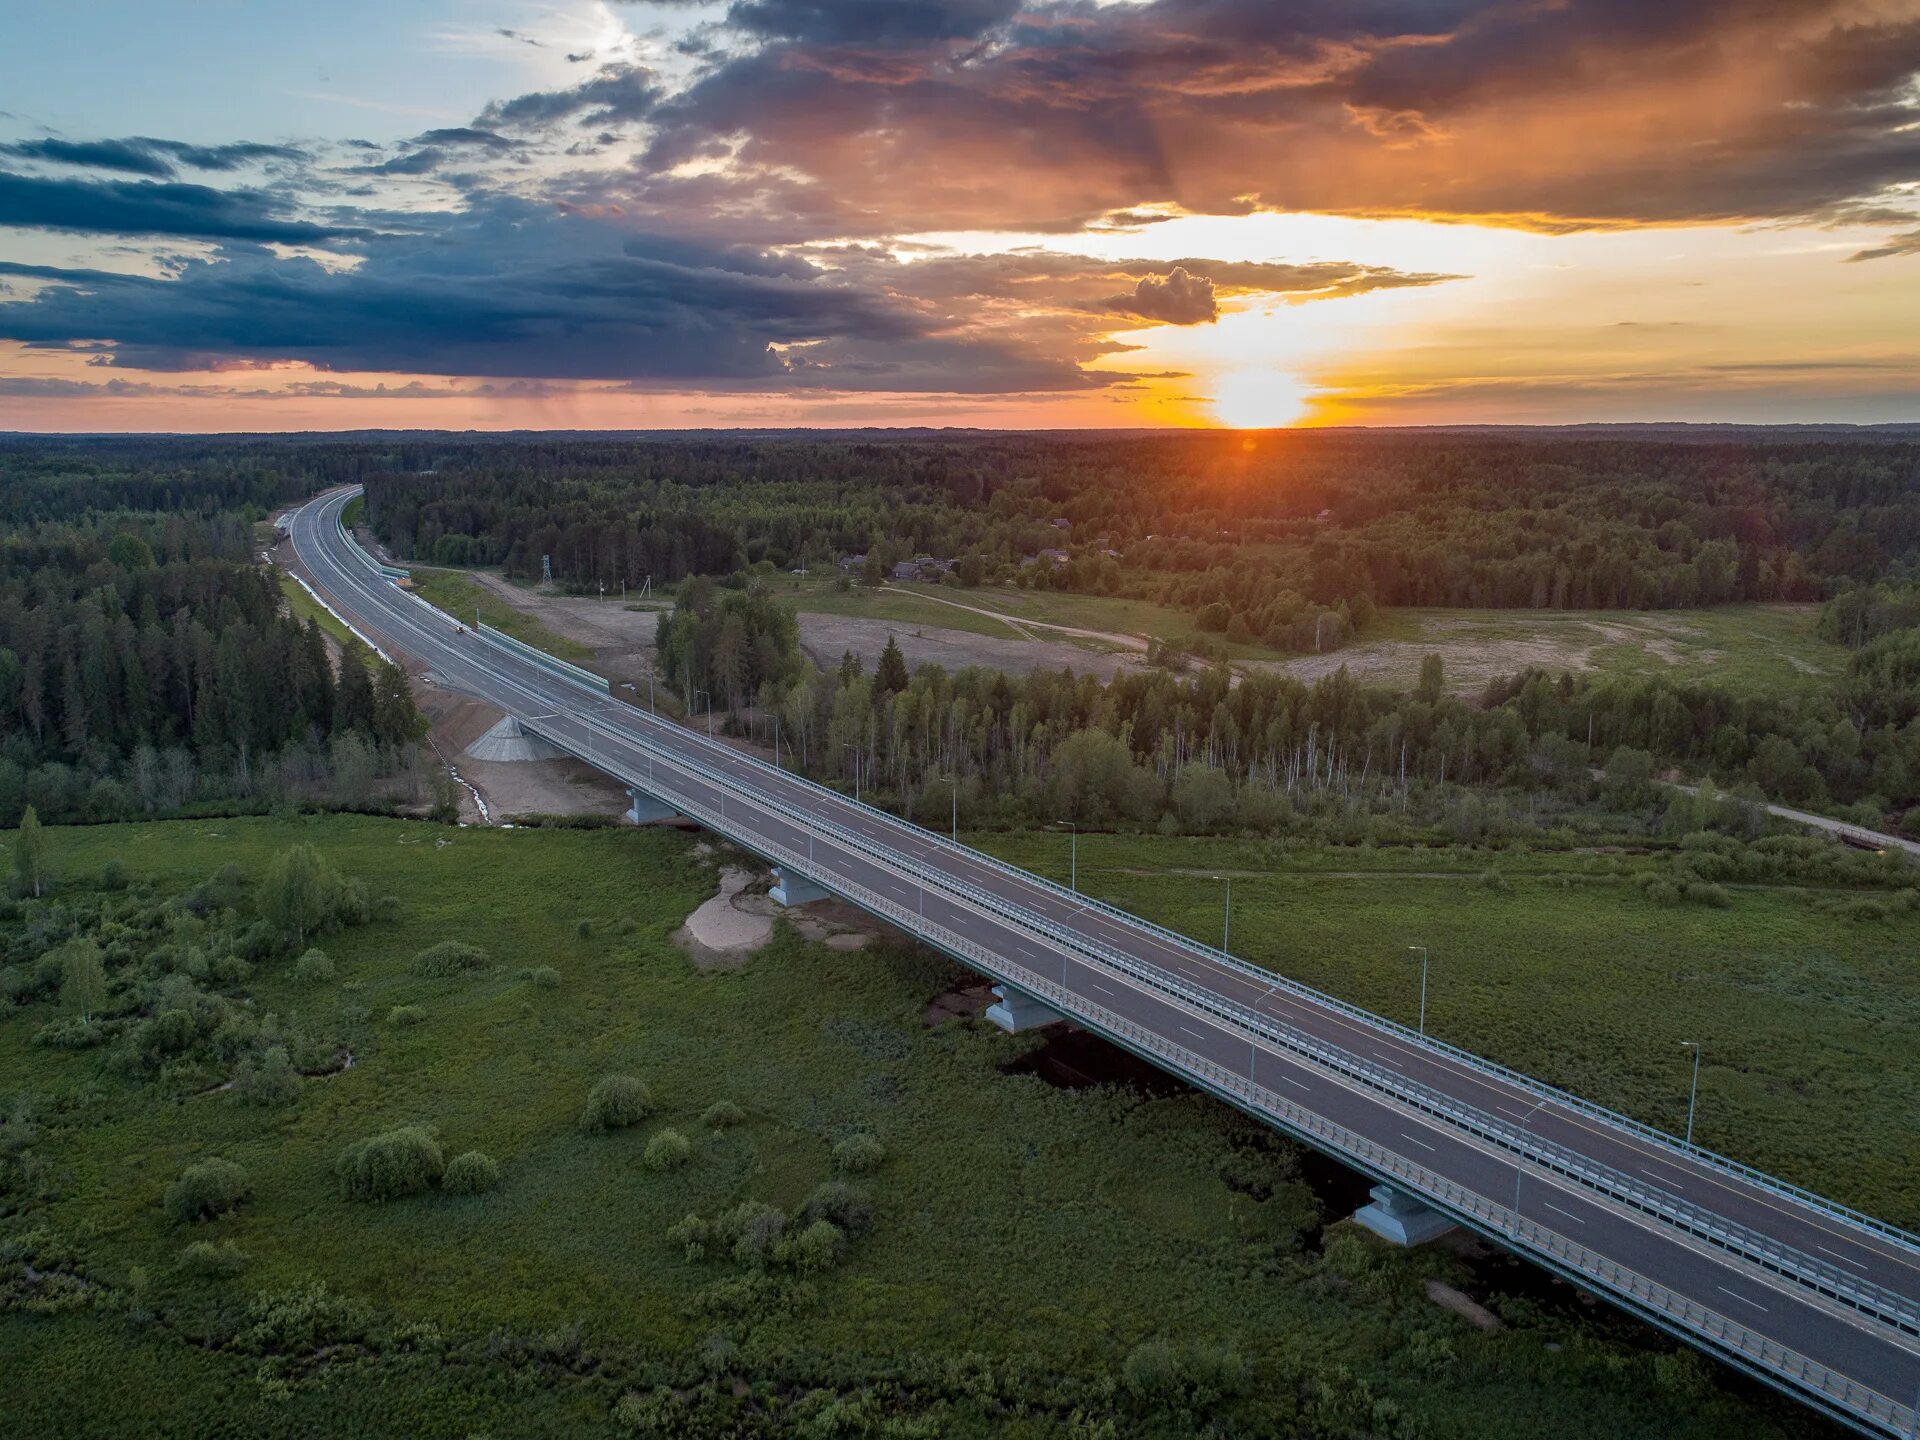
[1209,369,1311,428]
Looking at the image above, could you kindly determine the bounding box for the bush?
[294,948,334,983]
[701,1100,746,1129]
[782,1219,845,1275]
[581,1074,652,1132]
[178,1239,250,1277]
[100,859,129,891]
[230,1045,301,1107]
[526,965,561,990]
[336,1125,445,1202]
[164,1157,251,1224]
[830,1133,885,1174]
[443,1150,500,1195]
[387,1004,426,1026]
[410,941,489,977]
[644,1129,692,1171]
[798,1181,875,1239]
[1123,1340,1185,1406]
[574,917,594,938]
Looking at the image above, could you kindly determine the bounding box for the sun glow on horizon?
[1209,369,1312,428]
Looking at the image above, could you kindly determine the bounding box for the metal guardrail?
[563,736,1918,1440]
[476,622,609,695]
[325,495,1919,1324]
[513,687,1920,1340]
[305,500,1914,1437]
[468,618,1920,1331]
[538,663,1920,1264]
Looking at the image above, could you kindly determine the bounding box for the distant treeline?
[0,463,425,826]
[659,576,1920,836]
[347,433,1918,653]
[4,432,1916,660]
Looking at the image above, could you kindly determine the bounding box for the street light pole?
[949,773,958,843]
[1407,945,1430,1035]
[1057,819,1077,892]
[1681,1041,1702,1146]
[1222,875,1232,954]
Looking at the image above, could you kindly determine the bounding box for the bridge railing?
[536,661,1919,1264]
[500,677,1920,1332]
[519,697,1920,1338]
[537,722,1915,1440]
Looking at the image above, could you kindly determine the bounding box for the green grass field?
[1353,605,1845,696]
[785,580,1841,694]
[972,831,1920,1227]
[408,567,594,662]
[0,816,1850,1437]
[276,572,373,664]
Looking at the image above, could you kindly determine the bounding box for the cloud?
[564,0,1920,239]
[0,136,306,179]
[0,171,358,244]
[1102,267,1217,325]
[0,199,1107,393]
[478,63,662,130]
[1848,229,1920,262]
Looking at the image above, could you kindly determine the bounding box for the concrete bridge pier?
[986,984,1066,1034]
[768,866,831,906]
[1353,1183,1457,1246]
[625,787,680,825]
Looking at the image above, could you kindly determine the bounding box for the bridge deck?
[291,485,1920,1437]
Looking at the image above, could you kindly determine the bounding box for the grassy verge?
[972,830,1920,1225]
[276,571,375,666]
[0,816,1839,1438]
[408,567,593,662]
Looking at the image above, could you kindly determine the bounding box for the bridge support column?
[625,787,680,825]
[986,984,1065,1034]
[1353,1184,1457,1247]
[768,866,830,907]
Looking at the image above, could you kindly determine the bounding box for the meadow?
[407,567,596,662]
[0,817,1872,1437]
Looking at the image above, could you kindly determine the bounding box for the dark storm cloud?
[721,0,1022,44]
[0,136,306,179]
[0,200,1097,392]
[1102,267,1217,325]
[0,171,359,244]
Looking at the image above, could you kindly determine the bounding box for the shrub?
[410,941,489,977]
[294,948,334,983]
[1123,1340,1184,1407]
[701,1100,746,1129]
[387,1004,426,1026]
[100,859,129,891]
[798,1181,875,1239]
[164,1157,251,1224]
[782,1219,845,1275]
[178,1239,250,1277]
[574,917,594,938]
[831,1133,885,1174]
[336,1125,445,1202]
[527,965,561,990]
[371,894,404,924]
[230,1045,301,1107]
[643,1129,692,1171]
[443,1150,500,1195]
[581,1074,652,1132]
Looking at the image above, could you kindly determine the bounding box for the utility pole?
[1680,1041,1702,1146]
[1407,946,1430,1035]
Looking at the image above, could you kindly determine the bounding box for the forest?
[0,450,425,827]
[346,431,1920,655]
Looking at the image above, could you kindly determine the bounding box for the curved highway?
[291,485,1920,1437]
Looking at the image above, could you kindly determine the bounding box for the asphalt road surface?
[291,486,1920,1436]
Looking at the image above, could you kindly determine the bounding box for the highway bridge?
[291,485,1920,1437]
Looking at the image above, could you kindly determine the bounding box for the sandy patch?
[796,612,1146,682]
[925,982,995,1027]
[1424,1279,1504,1332]
[785,895,892,952]
[677,865,778,968]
